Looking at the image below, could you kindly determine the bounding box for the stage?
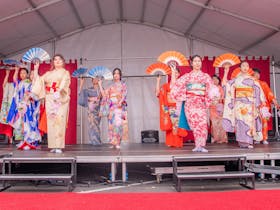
[0,141,280,184]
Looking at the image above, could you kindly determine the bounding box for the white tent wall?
[7,23,280,144]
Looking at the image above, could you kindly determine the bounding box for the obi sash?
[235,87,253,98]
[45,82,58,93]
[186,83,206,96]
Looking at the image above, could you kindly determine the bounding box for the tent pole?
[272,56,280,140]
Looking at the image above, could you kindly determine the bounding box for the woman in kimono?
[98,68,128,149]
[209,75,228,143]
[171,55,214,152]
[0,70,14,124]
[156,66,183,148]
[33,54,70,153]
[7,67,41,150]
[252,68,279,144]
[78,77,102,145]
[223,61,266,149]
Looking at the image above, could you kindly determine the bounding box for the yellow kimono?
[32,69,70,149]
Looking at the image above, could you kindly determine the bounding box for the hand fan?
[157,51,189,66]
[213,53,240,67]
[145,62,171,75]
[87,66,113,80]
[72,67,88,78]
[22,47,50,63]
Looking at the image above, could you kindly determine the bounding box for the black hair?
[239,60,249,67]
[190,55,203,62]
[20,68,29,74]
[252,68,261,74]
[113,68,122,80]
[212,74,221,85]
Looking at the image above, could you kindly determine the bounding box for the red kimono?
[159,83,183,147]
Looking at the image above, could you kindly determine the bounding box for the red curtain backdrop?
[0,60,78,144]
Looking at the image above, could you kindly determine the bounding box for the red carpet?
[0,190,279,210]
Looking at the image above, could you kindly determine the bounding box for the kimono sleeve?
[31,75,46,100]
[78,89,88,107]
[222,80,236,132]
[170,74,187,102]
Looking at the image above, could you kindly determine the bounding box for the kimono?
[32,69,70,149]
[223,74,266,146]
[0,83,14,124]
[209,85,228,143]
[7,79,41,146]
[78,87,102,145]
[101,81,128,146]
[158,83,183,147]
[171,70,213,148]
[258,80,275,141]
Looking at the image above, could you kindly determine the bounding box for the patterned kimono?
[7,79,41,145]
[158,83,183,147]
[101,81,128,146]
[258,80,275,141]
[32,69,70,149]
[0,83,14,124]
[223,74,266,146]
[79,87,102,145]
[171,71,213,148]
[209,85,228,143]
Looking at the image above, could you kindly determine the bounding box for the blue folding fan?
[87,66,113,80]
[3,59,23,66]
[0,66,14,70]
[72,67,88,78]
[22,47,50,63]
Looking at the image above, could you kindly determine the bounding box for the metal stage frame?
[0,142,280,184]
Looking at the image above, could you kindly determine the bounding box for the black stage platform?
[0,142,280,182]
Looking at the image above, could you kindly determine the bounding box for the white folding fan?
[22,47,50,63]
[87,66,113,80]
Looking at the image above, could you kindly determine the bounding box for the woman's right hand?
[34,60,40,71]
[156,75,161,82]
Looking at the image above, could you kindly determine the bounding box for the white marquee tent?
[1,0,279,143]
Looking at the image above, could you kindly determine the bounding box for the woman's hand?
[34,60,40,71]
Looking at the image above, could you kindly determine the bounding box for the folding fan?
[0,66,14,70]
[157,51,189,66]
[87,66,113,80]
[230,67,254,79]
[145,62,171,75]
[72,67,88,78]
[22,47,50,63]
[3,59,22,66]
[213,53,241,67]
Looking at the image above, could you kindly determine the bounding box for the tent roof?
[0,0,280,65]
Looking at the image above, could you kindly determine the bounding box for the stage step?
[151,165,225,183]
[1,156,76,192]
[176,171,254,179]
[173,155,255,192]
[0,174,74,191]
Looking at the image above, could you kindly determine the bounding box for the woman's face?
[113,70,121,81]
[191,57,202,71]
[19,69,28,80]
[240,62,249,73]
[53,56,64,68]
[92,78,99,85]
[212,76,219,85]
